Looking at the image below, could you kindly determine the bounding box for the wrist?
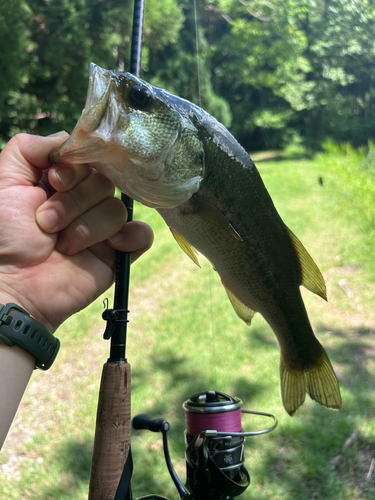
[0,339,35,367]
[0,289,51,332]
[0,303,60,370]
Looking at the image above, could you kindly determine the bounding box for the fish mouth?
[88,64,110,109]
[49,63,120,164]
[83,63,113,132]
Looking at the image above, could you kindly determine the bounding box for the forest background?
[1,0,375,153]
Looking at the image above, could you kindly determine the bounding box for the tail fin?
[280,350,342,416]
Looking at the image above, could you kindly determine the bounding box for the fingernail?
[36,209,59,231]
[108,232,125,245]
[54,166,74,187]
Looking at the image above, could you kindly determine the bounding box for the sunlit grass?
[1,154,374,499]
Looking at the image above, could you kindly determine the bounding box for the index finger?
[0,132,70,186]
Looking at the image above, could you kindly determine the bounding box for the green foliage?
[0,0,375,151]
[143,0,183,49]
[0,0,183,144]
[0,0,33,147]
[210,0,375,149]
[144,2,232,127]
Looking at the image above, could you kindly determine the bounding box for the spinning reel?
[132,390,277,500]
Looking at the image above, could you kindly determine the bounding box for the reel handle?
[133,415,191,500]
[133,414,170,433]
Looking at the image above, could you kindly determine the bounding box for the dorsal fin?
[224,285,257,325]
[169,227,200,267]
[192,195,243,241]
[286,226,327,300]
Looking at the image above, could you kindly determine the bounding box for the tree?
[1,0,374,150]
[211,0,375,149]
[0,0,33,145]
[0,0,184,145]
[143,1,231,127]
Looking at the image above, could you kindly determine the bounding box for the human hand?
[0,132,153,332]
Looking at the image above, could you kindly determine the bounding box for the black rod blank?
[130,0,145,77]
[108,0,144,363]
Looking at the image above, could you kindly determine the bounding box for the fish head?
[50,63,205,208]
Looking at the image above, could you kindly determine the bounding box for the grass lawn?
[0,154,374,500]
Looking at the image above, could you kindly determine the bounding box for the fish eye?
[128,84,153,110]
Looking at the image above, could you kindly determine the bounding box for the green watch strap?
[0,303,60,370]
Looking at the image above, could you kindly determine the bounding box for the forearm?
[0,341,35,450]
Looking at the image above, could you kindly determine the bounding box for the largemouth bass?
[50,63,342,415]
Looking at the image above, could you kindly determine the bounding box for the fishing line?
[193,0,217,385]
[193,0,202,107]
[206,259,218,386]
[183,391,277,436]
[185,407,242,434]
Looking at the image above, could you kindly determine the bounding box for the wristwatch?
[0,303,60,370]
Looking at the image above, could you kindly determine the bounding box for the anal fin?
[224,285,257,326]
[169,227,200,267]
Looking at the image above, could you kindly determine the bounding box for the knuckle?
[73,219,93,242]
[63,218,94,254]
[11,133,28,144]
[58,219,92,255]
[7,133,28,152]
[65,187,86,213]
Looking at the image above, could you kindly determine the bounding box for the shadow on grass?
[41,438,92,500]
[41,324,374,500]
[316,324,374,340]
[254,325,375,500]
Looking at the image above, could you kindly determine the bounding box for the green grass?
[1,152,374,500]
[319,140,375,227]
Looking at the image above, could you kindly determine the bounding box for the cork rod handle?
[89,362,131,500]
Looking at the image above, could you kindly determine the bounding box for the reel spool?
[184,391,249,499]
[133,390,277,500]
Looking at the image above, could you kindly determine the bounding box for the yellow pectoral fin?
[286,226,327,301]
[224,285,257,326]
[169,227,200,267]
[192,195,243,241]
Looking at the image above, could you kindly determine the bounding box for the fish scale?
[50,63,342,416]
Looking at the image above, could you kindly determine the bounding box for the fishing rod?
[88,0,144,499]
[87,2,279,499]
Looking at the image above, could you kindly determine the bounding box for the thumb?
[0,132,70,186]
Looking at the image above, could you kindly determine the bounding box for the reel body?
[185,433,249,499]
[132,390,277,500]
[183,391,249,499]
